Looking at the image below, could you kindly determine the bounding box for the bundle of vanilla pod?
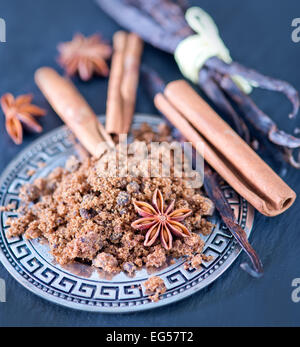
[97,0,300,168]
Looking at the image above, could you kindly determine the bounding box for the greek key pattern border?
[0,116,253,312]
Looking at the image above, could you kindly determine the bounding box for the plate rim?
[0,114,254,313]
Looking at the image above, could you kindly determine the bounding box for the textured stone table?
[0,0,299,326]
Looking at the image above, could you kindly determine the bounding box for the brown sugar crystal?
[6,123,214,275]
[143,276,166,302]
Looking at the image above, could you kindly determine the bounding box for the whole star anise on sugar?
[131,188,192,250]
[0,93,46,145]
[57,33,112,81]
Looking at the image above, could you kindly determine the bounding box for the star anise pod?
[0,93,46,145]
[57,33,112,81]
[131,188,192,250]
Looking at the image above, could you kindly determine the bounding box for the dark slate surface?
[0,0,299,327]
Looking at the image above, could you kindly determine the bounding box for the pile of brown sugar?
[6,123,214,276]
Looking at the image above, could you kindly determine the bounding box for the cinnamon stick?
[35,67,113,158]
[154,80,296,217]
[106,31,128,135]
[121,33,144,134]
[106,31,143,135]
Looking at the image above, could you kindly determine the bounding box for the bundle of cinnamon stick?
[154,80,296,217]
[34,31,143,156]
[106,31,143,135]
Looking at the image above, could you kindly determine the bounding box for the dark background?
[0,0,299,327]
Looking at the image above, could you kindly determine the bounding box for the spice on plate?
[35,67,114,158]
[143,276,166,302]
[0,202,16,212]
[106,31,143,135]
[154,79,296,217]
[6,124,214,275]
[131,188,192,250]
[0,93,46,145]
[57,33,112,81]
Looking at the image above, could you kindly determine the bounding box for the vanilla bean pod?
[96,0,184,53]
[171,0,189,12]
[125,0,192,37]
[210,71,300,168]
[140,65,176,135]
[205,57,300,119]
[198,68,251,143]
[213,71,300,148]
[202,68,292,167]
[282,148,300,169]
[203,165,263,278]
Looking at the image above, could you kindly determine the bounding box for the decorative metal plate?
[0,115,254,313]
